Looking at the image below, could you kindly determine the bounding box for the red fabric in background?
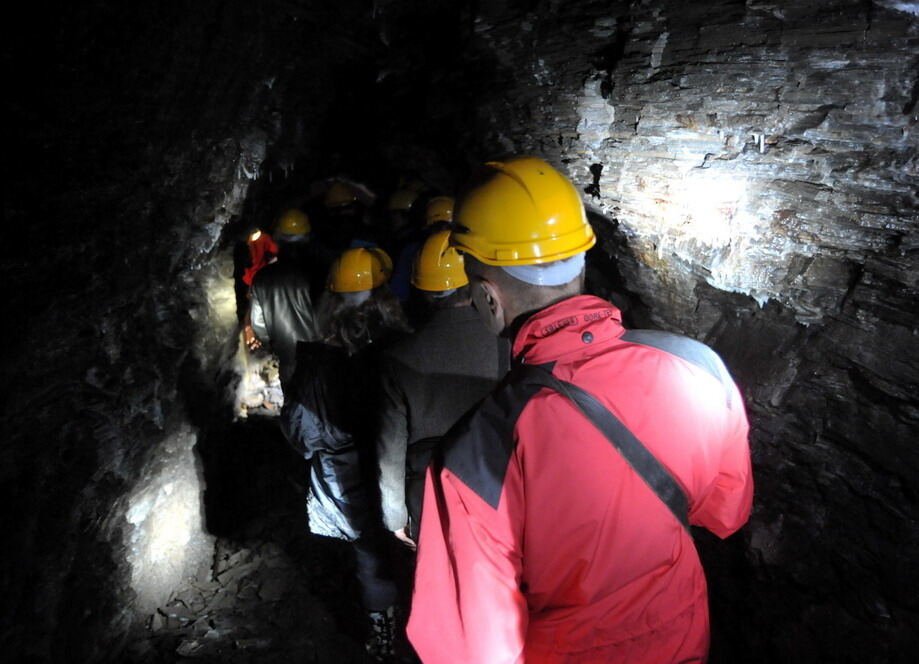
[242,232,278,286]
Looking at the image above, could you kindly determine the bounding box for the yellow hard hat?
[452,156,595,265]
[328,247,393,293]
[276,208,311,235]
[324,182,358,208]
[387,189,418,212]
[412,230,469,292]
[425,196,454,225]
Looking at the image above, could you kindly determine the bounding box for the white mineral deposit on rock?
[576,78,615,147]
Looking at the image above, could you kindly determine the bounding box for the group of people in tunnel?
[237,156,754,664]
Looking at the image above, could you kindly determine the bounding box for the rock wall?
[2,1,378,660]
[438,0,918,660]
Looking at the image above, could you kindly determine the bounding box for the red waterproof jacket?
[407,295,753,663]
[242,232,278,286]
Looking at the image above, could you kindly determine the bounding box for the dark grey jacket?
[377,306,509,535]
[250,260,319,387]
[281,342,383,541]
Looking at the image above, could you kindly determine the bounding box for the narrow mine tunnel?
[3,0,917,662]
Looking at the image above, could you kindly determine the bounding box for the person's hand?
[393,527,417,551]
[243,325,262,351]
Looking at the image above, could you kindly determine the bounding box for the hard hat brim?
[450,224,596,266]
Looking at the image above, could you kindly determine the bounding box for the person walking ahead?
[377,230,509,550]
[282,246,411,662]
[246,208,319,389]
[407,157,753,664]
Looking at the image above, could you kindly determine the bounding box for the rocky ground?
[126,363,380,663]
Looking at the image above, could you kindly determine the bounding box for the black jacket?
[250,258,319,388]
[377,306,509,536]
[281,341,384,541]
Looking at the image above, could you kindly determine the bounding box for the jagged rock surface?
[446,1,918,661]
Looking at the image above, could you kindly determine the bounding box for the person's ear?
[479,279,506,332]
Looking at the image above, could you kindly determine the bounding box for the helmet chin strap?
[501,252,585,286]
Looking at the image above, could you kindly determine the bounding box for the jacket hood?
[513,295,625,364]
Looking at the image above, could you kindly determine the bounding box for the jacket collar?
[512,295,625,365]
[428,304,480,327]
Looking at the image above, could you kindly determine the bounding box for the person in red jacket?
[406,157,753,663]
[241,227,279,287]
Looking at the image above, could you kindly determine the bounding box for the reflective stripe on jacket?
[407,295,753,663]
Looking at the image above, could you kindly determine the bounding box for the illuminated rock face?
[467,1,917,322]
[2,3,319,660]
[2,1,917,662]
[456,2,919,661]
[125,426,213,614]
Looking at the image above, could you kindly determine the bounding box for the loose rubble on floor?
[126,410,379,663]
[129,540,370,662]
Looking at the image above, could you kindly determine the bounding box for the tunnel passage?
[4,0,919,663]
[123,376,379,662]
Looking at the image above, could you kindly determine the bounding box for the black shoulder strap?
[515,364,691,532]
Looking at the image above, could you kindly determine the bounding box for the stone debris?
[127,435,376,663]
[258,572,289,602]
[128,533,374,662]
[234,637,272,650]
[161,603,199,624]
[176,639,208,658]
